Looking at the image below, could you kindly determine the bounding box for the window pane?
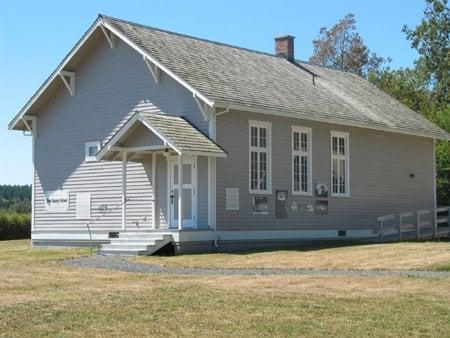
[250,127,258,147]
[259,152,267,190]
[182,164,191,185]
[259,128,267,148]
[301,133,308,152]
[251,151,258,190]
[293,132,299,151]
[339,137,345,155]
[301,156,308,192]
[88,146,98,157]
[332,158,338,193]
[339,159,346,194]
[332,137,338,154]
[182,188,192,219]
[293,155,300,191]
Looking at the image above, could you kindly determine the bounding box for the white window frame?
[248,120,272,194]
[292,126,312,195]
[85,141,101,162]
[330,131,350,197]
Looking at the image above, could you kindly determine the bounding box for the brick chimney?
[275,35,295,62]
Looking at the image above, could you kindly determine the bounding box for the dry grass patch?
[1,240,450,337]
[134,241,450,271]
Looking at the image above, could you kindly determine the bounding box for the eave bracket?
[59,71,75,96]
[100,25,116,49]
[143,56,160,84]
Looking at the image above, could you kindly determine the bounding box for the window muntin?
[292,127,312,195]
[85,141,101,162]
[249,120,271,193]
[331,132,349,196]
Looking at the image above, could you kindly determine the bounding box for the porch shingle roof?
[138,112,225,155]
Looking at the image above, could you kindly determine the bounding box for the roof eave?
[213,100,450,141]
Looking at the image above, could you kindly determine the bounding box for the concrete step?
[101,243,152,251]
[98,232,172,256]
[109,239,158,245]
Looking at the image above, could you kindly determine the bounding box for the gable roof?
[97,111,227,161]
[9,14,450,141]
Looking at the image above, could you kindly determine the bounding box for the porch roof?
[97,111,227,160]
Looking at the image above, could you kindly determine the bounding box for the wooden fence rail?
[377,206,450,240]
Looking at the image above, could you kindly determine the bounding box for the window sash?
[249,121,271,193]
[292,128,311,194]
[331,133,349,196]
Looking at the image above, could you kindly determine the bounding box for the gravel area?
[63,255,450,278]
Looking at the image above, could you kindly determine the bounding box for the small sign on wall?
[225,188,239,211]
[275,190,288,218]
[45,190,69,212]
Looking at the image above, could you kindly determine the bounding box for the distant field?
[1,240,450,337]
[134,241,450,271]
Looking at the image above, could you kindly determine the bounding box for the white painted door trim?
[167,155,198,229]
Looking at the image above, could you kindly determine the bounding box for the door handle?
[170,190,175,205]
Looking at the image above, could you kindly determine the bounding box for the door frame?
[167,155,198,229]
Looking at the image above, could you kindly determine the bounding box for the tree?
[369,0,450,205]
[309,14,389,77]
[402,0,449,106]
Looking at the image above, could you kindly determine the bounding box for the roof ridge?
[99,14,281,59]
[100,14,364,77]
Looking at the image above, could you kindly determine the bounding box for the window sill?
[292,192,313,197]
[84,158,98,163]
[331,194,351,198]
[249,190,273,195]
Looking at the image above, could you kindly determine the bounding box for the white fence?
[377,206,450,240]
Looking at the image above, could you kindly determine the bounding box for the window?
[249,120,271,193]
[85,141,101,162]
[292,126,312,195]
[331,131,350,196]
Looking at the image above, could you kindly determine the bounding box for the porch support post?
[208,109,217,231]
[152,153,157,229]
[122,151,128,230]
[178,154,183,230]
[432,139,437,238]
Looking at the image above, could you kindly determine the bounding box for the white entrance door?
[168,156,197,229]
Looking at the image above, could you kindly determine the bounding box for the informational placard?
[275,190,288,218]
[225,188,239,211]
[45,190,69,212]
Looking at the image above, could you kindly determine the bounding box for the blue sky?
[0,0,425,184]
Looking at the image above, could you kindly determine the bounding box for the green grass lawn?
[1,240,450,337]
[134,241,450,271]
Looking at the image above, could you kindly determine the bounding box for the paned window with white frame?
[85,141,101,162]
[292,126,312,195]
[249,120,271,194]
[331,131,350,196]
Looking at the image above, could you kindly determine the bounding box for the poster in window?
[45,190,69,212]
[315,200,328,215]
[253,196,268,215]
[315,183,328,198]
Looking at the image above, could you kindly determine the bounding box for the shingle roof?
[98,111,226,160]
[138,112,226,155]
[103,15,449,140]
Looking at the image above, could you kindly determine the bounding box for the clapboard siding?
[216,110,434,231]
[33,34,206,231]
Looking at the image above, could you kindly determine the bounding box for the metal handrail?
[86,198,130,255]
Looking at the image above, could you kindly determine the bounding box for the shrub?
[0,211,31,240]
